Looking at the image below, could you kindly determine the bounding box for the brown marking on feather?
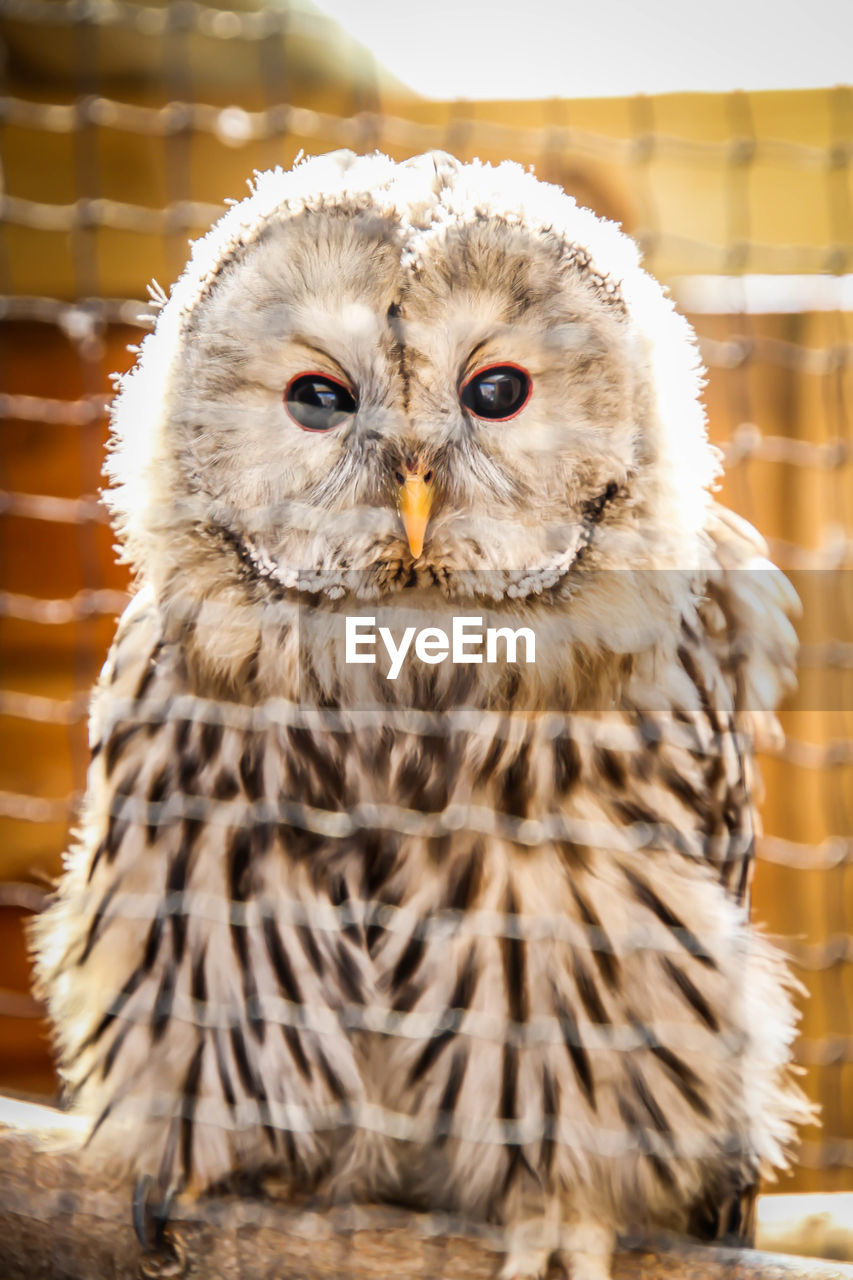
[104,723,144,778]
[552,987,596,1109]
[629,745,654,783]
[86,837,107,884]
[181,815,204,857]
[499,1042,536,1191]
[735,843,754,903]
[213,770,240,801]
[316,1045,347,1101]
[390,932,426,996]
[77,879,121,965]
[721,795,755,904]
[434,1047,468,1145]
[407,948,479,1085]
[568,881,620,990]
[361,834,397,897]
[214,1030,237,1111]
[297,924,325,979]
[151,964,176,1042]
[334,941,365,1005]
[365,922,385,958]
[146,766,171,844]
[104,812,131,862]
[475,732,505,786]
[191,947,207,1006]
[78,964,145,1053]
[554,734,581,795]
[262,916,303,1004]
[623,867,717,969]
[677,641,723,734]
[178,752,203,796]
[391,980,423,1013]
[501,885,528,1024]
[363,837,399,954]
[681,617,701,646]
[573,953,607,1024]
[174,718,192,754]
[133,645,161,703]
[427,834,452,865]
[596,747,627,789]
[228,829,265,1043]
[627,1063,673,1141]
[446,848,483,913]
[277,817,327,861]
[397,739,449,812]
[540,1064,561,1176]
[649,1040,712,1118]
[228,828,252,902]
[283,1026,312,1083]
[100,1018,132,1081]
[239,738,265,801]
[662,764,709,820]
[287,726,346,806]
[331,874,360,945]
[500,1042,518,1124]
[498,743,530,818]
[647,1154,679,1195]
[661,956,721,1031]
[619,1095,677,1191]
[555,839,591,870]
[229,1025,275,1148]
[166,844,193,963]
[80,909,164,1056]
[87,1099,114,1146]
[704,751,726,792]
[200,719,224,761]
[251,817,274,857]
[143,912,164,973]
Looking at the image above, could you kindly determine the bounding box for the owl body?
[34,152,809,1279]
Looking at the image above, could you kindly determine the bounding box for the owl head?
[107,151,718,699]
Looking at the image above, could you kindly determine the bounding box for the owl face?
[107,152,718,690]
[175,204,639,589]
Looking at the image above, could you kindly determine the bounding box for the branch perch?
[1,1100,852,1280]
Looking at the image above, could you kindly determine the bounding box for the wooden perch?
[1,1099,852,1280]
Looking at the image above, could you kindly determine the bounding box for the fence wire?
[1,0,852,1232]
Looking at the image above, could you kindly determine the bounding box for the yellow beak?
[397,468,434,559]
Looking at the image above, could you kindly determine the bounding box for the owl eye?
[460,363,531,422]
[284,372,357,432]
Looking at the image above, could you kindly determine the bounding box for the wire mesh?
[1,0,852,1230]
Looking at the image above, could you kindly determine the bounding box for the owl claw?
[132,1174,176,1252]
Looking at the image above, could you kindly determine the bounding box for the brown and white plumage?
[33,151,810,1279]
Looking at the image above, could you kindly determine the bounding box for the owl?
[33,151,811,1280]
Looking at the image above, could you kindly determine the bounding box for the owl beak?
[396,464,434,560]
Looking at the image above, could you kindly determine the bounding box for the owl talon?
[132,1174,176,1252]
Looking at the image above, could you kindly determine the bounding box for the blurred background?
[0,0,852,1218]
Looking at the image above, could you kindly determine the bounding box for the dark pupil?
[462,366,528,419]
[287,375,356,431]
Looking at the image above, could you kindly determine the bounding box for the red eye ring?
[459,361,532,422]
[283,370,357,432]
